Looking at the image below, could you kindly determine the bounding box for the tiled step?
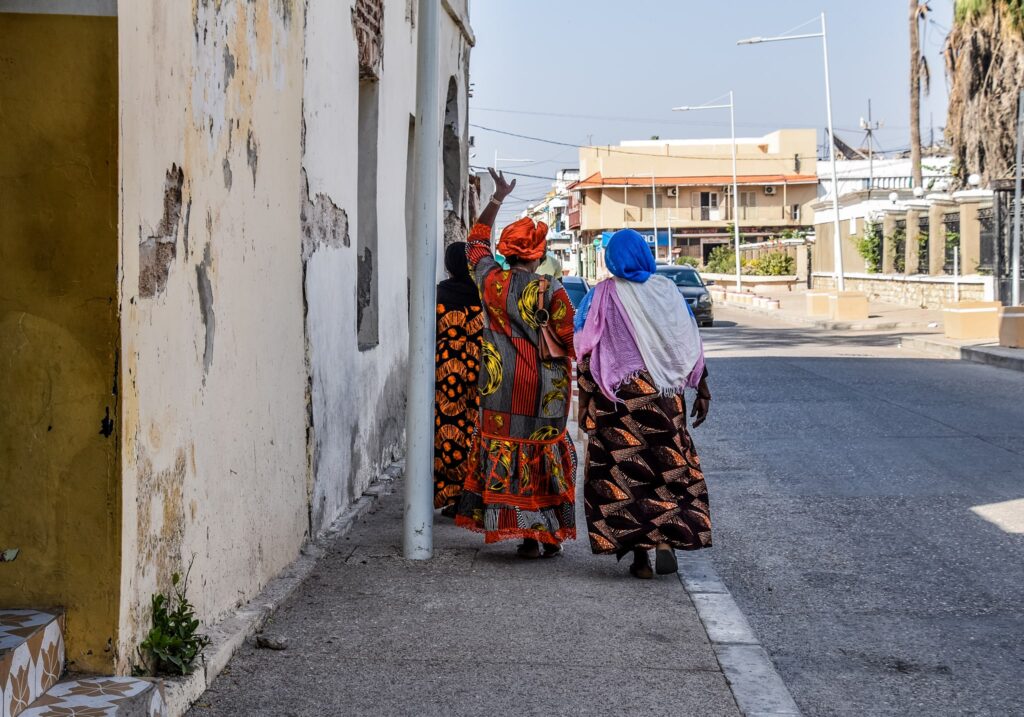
[22,677,166,717]
[1,610,64,717]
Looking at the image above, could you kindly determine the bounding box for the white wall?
[116,0,472,672]
[301,0,417,533]
[118,2,309,669]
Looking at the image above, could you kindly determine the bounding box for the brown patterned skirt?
[578,356,712,556]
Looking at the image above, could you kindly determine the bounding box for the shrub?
[138,562,209,676]
[747,251,795,276]
[705,245,738,274]
[854,223,883,273]
[674,255,702,267]
[889,228,907,274]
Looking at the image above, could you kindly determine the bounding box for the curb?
[163,462,403,716]
[677,551,801,716]
[899,335,1024,373]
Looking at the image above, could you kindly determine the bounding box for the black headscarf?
[437,241,480,308]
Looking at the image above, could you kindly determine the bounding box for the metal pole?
[954,246,960,303]
[667,215,673,262]
[1013,89,1024,305]
[404,0,440,560]
[651,172,659,260]
[867,99,874,198]
[821,12,846,291]
[729,91,742,292]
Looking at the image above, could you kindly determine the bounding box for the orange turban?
[497,217,548,262]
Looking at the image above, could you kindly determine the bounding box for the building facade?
[526,169,580,273]
[0,0,473,679]
[571,130,818,272]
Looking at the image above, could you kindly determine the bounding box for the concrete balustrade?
[999,306,1024,348]
[943,301,1002,340]
[828,291,870,321]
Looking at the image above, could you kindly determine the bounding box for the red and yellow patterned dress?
[454,224,578,544]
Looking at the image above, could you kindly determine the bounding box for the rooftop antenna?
[859,99,883,197]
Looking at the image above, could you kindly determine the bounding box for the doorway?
[0,3,121,673]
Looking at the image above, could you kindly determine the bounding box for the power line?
[472,123,820,163]
[470,105,889,135]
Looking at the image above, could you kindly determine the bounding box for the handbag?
[536,278,569,360]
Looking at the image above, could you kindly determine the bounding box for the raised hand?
[488,167,516,201]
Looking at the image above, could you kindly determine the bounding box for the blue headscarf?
[605,229,656,283]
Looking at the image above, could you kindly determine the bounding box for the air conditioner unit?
[666,187,678,197]
[764,186,777,196]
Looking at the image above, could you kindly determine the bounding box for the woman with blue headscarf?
[574,229,713,579]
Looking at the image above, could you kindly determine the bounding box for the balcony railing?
[620,205,802,225]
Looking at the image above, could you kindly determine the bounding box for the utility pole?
[403,0,441,560]
[860,100,882,198]
[651,172,659,260]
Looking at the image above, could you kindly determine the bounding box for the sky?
[468,0,955,227]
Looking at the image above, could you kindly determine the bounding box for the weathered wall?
[0,12,120,673]
[300,0,472,534]
[812,274,990,308]
[300,0,411,533]
[116,1,309,670]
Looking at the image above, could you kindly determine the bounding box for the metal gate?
[992,179,1024,302]
[917,215,930,274]
[943,212,960,275]
[978,206,996,275]
[893,218,907,274]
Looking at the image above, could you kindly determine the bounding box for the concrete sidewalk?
[186,479,744,716]
[900,333,1024,372]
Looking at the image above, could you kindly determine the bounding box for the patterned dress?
[455,224,578,544]
[433,303,484,509]
[578,355,712,555]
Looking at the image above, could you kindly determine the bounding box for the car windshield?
[659,269,704,288]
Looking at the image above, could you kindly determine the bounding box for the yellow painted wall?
[0,12,120,673]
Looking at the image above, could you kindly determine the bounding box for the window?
[645,192,657,209]
[740,191,756,208]
[356,79,380,350]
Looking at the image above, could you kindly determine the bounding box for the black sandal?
[516,540,540,559]
[629,549,653,579]
[655,546,678,575]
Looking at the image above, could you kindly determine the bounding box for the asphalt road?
[698,307,1024,716]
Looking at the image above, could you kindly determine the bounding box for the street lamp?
[739,13,846,291]
[674,91,742,291]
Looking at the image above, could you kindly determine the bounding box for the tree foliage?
[946,0,1024,185]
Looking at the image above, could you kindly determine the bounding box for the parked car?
[655,265,714,327]
[561,275,591,308]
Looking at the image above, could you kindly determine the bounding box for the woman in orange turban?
[455,169,578,559]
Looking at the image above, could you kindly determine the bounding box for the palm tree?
[910,1,931,189]
[945,0,1024,186]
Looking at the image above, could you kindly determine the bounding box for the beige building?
[571,130,818,264]
[1,0,472,699]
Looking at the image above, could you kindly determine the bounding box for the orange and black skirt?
[433,303,484,509]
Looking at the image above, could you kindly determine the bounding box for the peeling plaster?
[128,449,187,641]
[222,157,233,190]
[246,129,259,187]
[138,165,184,298]
[196,245,216,378]
[299,168,349,261]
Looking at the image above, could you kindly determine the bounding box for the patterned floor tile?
[1,611,63,717]
[21,677,166,717]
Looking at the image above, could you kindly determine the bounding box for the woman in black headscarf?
[433,242,484,515]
